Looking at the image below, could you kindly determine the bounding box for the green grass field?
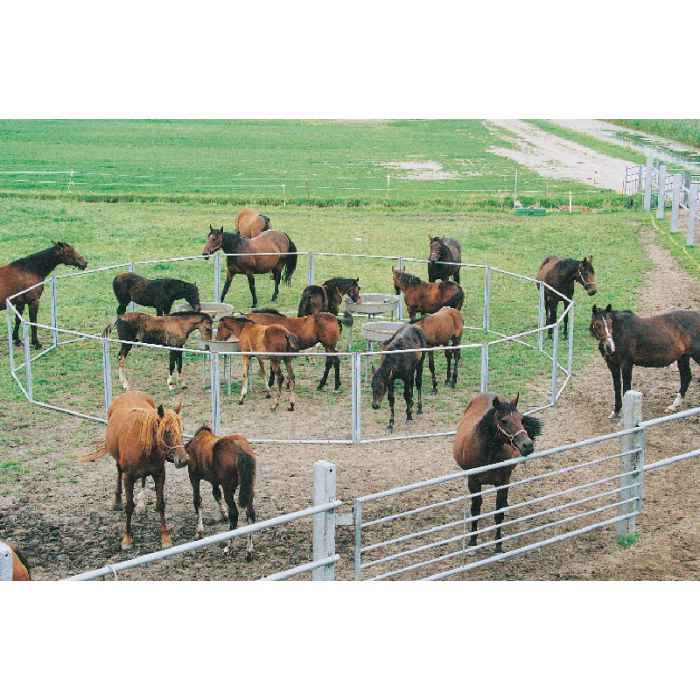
[608,120,700,150]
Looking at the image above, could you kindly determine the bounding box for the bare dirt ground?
[488,119,636,192]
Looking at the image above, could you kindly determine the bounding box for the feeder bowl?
[362,321,407,344]
[345,293,401,317]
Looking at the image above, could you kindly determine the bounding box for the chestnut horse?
[202,226,298,307]
[217,316,299,411]
[413,306,464,392]
[590,303,700,417]
[297,277,361,317]
[393,269,464,321]
[1,241,87,349]
[104,311,213,391]
[235,208,271,238]
[185,426,257,559]
[246,308,343,391]
[536,255,596,338]
[0,541,31,580]
[82,391,188,550]
[112,272,201,316]
[427,236,461,283]
[453,393,543,553]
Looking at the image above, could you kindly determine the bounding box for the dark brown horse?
[234,208,271,238]
[393,269,464,322]
[537,255,596,338]
[82,391,188,550]
[297,277,361,317]
[1,241,87,349]
[185,426,257,559]
[113,273,201,316]
[590,303,700,417]
[371,324,426,433]
[453,393,542,553]
[246,308,343,391]
[0,541,31,580]
[217,316,298,411]
[427,236,461,283]
[413,306,464,392]
[104,311,213,391]
[202,226,298,307]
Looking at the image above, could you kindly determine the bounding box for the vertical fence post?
[617,390,644,541]
[513,168,518,205]
[210,349,221,434]
[643,156,653,211]
[656,164,667,219]
[49,275,58,348]
[213,251,222,302]
[0,542,12,581]
[537,282,545,351]
[22,319,33,401]
[101,336,113,416]
[480,342,489,393]
[482,265,491,332]
[127,262,136,312]
[6,301,15,376]
[550,324,559,405]
[351,352,361,443]
[687,183,699,247]
[353,499,363,581]
[306,252,315,286]
[567,302,575,378]
[312,460,337,581]
[671,174,682,233]
[397,256,405,321]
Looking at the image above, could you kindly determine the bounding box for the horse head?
[53,241,87,270]
[371,363,394,410]
[577,255,597,296]
[186,283,202,312]
[202,225,225,259]
[428,236,445,263]
[156,401,188,468]
[590,303,615,356]
[491,394,538,456]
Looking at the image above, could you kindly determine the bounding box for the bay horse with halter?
[536,255,596,338]
[104,311,213,391]
[0,541,31,580]
[112,272,201,316]
[590,303,700,417]
[297,277,361,318]
[371,324,426,433]
[81,390,188,550]
[217,315,299,411]
[413,306,464,392]
[246,308,343,391]
[234,207,271,238]
[453,393,543,553]
[427,236,462,283]
[0,241,87,349]
[185,426,257,559]
[393,269,464,322]
[202,226,298,307]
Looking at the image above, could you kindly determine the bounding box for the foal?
[297,277,361,317]
[427,236,462,283]
[413,306,464,392]
[112,272,201,316]
[393,269,464,321]
[185,426,257,559]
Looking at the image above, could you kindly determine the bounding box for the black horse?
[427,236,461,283]
[112,273,201,316]
[371,325,426,433]
[297,277,361,317]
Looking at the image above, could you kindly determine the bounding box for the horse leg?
[270,360,283,411]
[403,374,414,423]
[176,348,187,389]
[212,482,228,522]
[238,356,250,405]
[222,478,239,555]
[621,361,633,399]
[154,469,171,549]
[666,355,691,413]
[494,485,508,554]
[191,474,203,538]
[121,473,135,550]
[318,355,333,390]
[118,344,131,391]
[468,479,482,547]
[271,267,281,302]
[167,349,178,391]
[428,350,438,395]
[285,358,296,411]
[113,464,123,511]
[451,346,460,388]
[453,268,460,284]
[246,273,258,308]
[387,379,396,433]
[245,500,256,561]
[444,349,451,388]
[116,301,128,315]
[220,270,233,303]
[256,357,267,386]
[28,299,41,349]
[546,297,557,339]
[266,363,275,399]
[12,301,25,346]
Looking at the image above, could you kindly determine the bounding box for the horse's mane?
[10,244,63,274]
[254,308,285,316]
[193,424,213,437]
[476,405,543,443]
[128,408,183,455]
[168,311,212,320]
[394,270,423,287]
[324,277,357,289]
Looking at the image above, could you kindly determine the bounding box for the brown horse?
[185,426,257,559]
[427,236,461,283]
[217,316,299,411]
[536,255,596,338]
[104,311,213,391]
[1,541,31,580]
[202,226,298,307]
[234,208,271,238]
[297,277,361,317]
[590,303,700,417]
[453,393,542,553]
[82,391,188,551]
[413,306,464,392]
[393,269,464,321]
[246,308,343,391]
[1,241,87,349]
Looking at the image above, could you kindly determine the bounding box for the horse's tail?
[297,288,312,317]
[282,235,298,285]
[285,332,300,353]
[81,442,109,463]
[237,450,256,509]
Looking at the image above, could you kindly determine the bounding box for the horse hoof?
[238,399,245,405]
[334,386,342,393]
[287,405,295,412]
[316,385,324,391]
[417,409,423,416]
[386,425,394,434]
[33,343,42,351]
[161,536,172,549]
[121,540,133,551]
[664,405,679,414]
[246,551,254,562]
[608,411,619,420]
[13,339,21,347]
[195,530,204,540]
[112,501,123,511]
[431,388,438,396]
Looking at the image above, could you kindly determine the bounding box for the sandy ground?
[488,119,636,192]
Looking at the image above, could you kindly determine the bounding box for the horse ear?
[210,225,214,232]
[512,392,519,408]
[592,304,598,314]
[157,404,165,419]
[492,396,501,410]
[605,303,612,312]
[174,399,183,415]
[588,255,593,264]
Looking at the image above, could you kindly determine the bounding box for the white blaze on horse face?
[601,316,615,354]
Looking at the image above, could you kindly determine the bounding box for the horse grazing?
[1,241,87,349]
[297,277,361,317]
[371,325,426,433]
[234,208,271,238]
[536,255,596,338]
[0,541,31,580]
[217,316,299,411]
[428,236,462,283]
[413,306,464,392]
[202,226,298,307]
[246,308,343,391]
[112,272,201,316]
[590,303,700,417]
[393,269,464,321]
[185,426,257,559]
[81,391,188,550]
[453,393,543,553]
[104,311,213,391]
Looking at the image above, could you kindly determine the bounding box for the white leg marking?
[196,509,204,538]
[665,393,683,413]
